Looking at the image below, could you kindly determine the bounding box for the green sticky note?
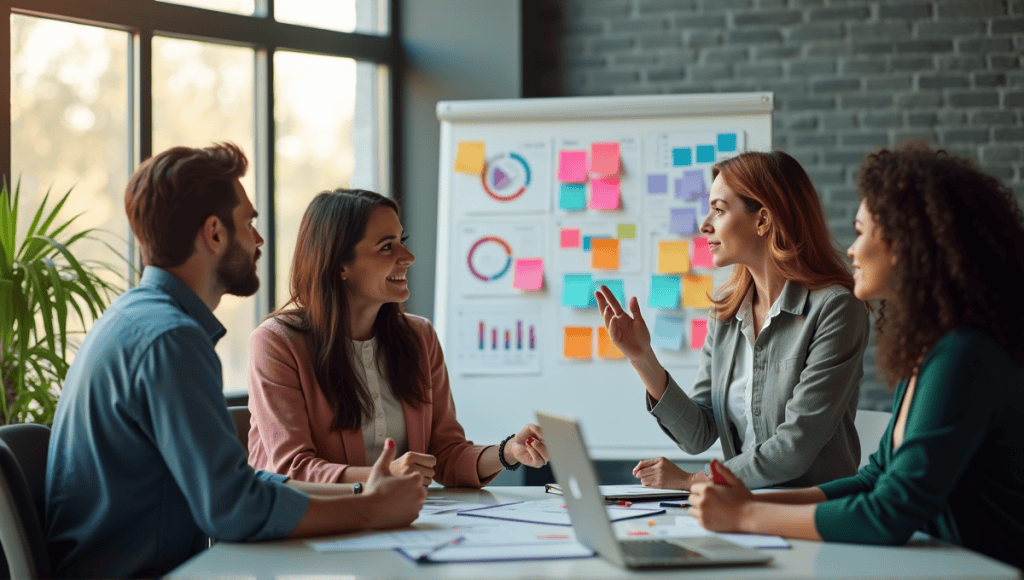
[563,274,594,308]
[649,275,681,309]
[617,223,636,239]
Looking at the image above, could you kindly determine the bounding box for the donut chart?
[466,236,513,282]
[480,152,531,202]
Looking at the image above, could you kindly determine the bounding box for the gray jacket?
[648,281,869,489]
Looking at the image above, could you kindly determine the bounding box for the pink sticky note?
[513,258,544,290]
[558,150,588,183]
[560,228,582,248]
[690,319,709,350]
[692,237,715,269]
[590,142,621,176]
[589,177,621,210]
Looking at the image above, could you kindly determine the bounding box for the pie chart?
[480,152,531,202]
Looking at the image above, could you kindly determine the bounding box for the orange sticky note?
[560,228,581,248]
[597,327,625,359]
[513,258,544,290]
[455,141,485,173]
[589,177,621,210]
[691,318,709,350]
[683,274,714,308]
[591,238,620,270]
[590,142,621,176]
[658,240,690,274]
[558,150,588,182]
[564,326,593,359]
[692,237,715,269]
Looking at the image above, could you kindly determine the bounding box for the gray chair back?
[0,423,52,580]
[227,406,251,451]
[854,410,893,468]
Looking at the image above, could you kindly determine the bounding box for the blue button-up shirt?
[45,267,307,579]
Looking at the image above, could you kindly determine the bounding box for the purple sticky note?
[670,208,697,235]
[678,170,705,201]
[647,174,668,194]
[699,191,710,216]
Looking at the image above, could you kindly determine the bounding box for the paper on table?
[419,499,491,516]
[398,541,594,564]
[458,499,663,526]
[672,516,789,549]
[546,483,690,500]
[308,529,463,552]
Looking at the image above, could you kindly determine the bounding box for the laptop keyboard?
[621,539,704,564]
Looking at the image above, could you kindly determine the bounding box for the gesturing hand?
[632,457,693,490]
[688,460,753,533]
[366,438,427,528]
[595,285,651,360]
[506,423,549,468]
[389,451,436,487]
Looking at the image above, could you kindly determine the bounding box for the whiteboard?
[433,93,774,459]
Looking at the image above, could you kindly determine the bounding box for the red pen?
[710,459,729,486]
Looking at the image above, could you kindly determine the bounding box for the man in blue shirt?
[45,143,426,579]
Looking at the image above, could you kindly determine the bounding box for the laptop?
[536,410,773,569]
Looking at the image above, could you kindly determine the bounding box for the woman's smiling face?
[340,206,415,312]
[847,200,897,301]
[699,174,766,269]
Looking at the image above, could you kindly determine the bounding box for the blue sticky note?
[652,314,686,350]
[670,208,697,235]
[672,148,692,167]
[696,145,715,164]
[559,183,586,210]
[582,236,591,251]
[699,191,710,216]
[563,274,594,308]
[717,133,737,152]
[649,275,681,309]
[647,174,668,194]
[678,169,705,200]
[595,279,625,306]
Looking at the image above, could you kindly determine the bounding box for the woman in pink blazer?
[248,189,548,487]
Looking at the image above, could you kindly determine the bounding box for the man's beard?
[217,236,260,297]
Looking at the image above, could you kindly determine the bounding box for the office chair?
[0,423,52,580]
[227,406,251,450]
[854,410,893,468]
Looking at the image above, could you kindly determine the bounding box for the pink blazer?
[247,314,492,487]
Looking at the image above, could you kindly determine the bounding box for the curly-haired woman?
[597,150,869,491]
[687,143,1024,570]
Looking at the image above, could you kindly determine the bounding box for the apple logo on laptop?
[568,475,583,499]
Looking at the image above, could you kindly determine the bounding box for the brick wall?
[523,0,1024,410]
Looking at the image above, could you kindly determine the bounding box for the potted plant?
[1,178,128,425]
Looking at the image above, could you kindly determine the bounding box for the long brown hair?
[858,143,1024,385]
[271,189,427,431]
[709,151,854,320]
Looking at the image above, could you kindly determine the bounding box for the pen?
[659,501,690,508]
[416,535,465,562]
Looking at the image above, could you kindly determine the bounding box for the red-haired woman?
[247,189,548,488]
[597,150,869,490]
[686,143,1024,570]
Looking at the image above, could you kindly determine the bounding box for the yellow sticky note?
[597,327,625,359]
[455,141,485,173]
[658,240,690,274]
[683,274,714,308]
[564,326,593,359]
[591,238,620,270]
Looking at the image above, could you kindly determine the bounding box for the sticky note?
[649,275,681,309]
[582,236,592,251]
[658,240,690,274]
[590,177,621,210]
[597,327,625,359]
[672,148,692,167]
[683,274,715,308]
[455,141,485,173]
[717,133,737,152]
[678,169,705,201]
[559,183,586,210]
[698,191,710,216]
[560,228,581,248]
[562,274,594,308]
[647,174,668,194]
[513,258,544,291]
[670,208,697,235]
[564,326,593,359]
[591,238,620,270]
[652,314,686,351]
[590,142,621,175]
[558,150,588,182]
[692,237,714,269]
[617,223,636,239]
[595,279,625,306]
[691,319,709,350]
[696,145,715,164]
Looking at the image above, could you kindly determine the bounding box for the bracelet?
[498,433,521,471]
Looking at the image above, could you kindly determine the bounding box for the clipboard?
[545,483,690,501]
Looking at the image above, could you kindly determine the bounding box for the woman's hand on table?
[688,460,753,533]
[506,423,549,468]
[389,451,436,486]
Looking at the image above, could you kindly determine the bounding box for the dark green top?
[815,327,1024,569]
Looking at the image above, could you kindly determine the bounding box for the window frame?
[1,0,403,316]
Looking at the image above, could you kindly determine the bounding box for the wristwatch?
[353,482,363,495]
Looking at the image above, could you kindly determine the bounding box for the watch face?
[353,482,363,494]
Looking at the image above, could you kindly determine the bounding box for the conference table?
[168,486,1021,580]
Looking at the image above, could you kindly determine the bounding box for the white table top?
[167,486,1021,580]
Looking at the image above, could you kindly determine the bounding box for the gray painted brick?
[958,38,1015,52]
[735,62,784,77]
[734,10,804,26]
[938,111,969,125]
[917,21,986,38]
[674,14,728,28]
[896,40,955,53]
[891,57,935,72]
[825,150,869,164]
[981,165,1015,180]
[866,75,913,91]
[989,55,1020,69]
[700,0,753,9]
[949,91,1000,107]
[938,1,1008,18]
[658,50,701,67]
[792,0,826,7]
[829,186,860,203]
[647,67,687,81]
[703,46,750,64]
[806,42,856,57]
[944,128,991,143]
[615,54,659,66]
[993,18,1024,33]
[975,73,1008,87]
[785,148,821,166]
[982,145,1023,163]
[755,46,802,60]
[789,116,819,130]
[761,79,807,98]
[896,92,944,107]
[863,111,902,128]
[689,63,732,80]
[841,132,890,147]
[938,56,987,71]
[1015,0,1024,15]
[788,23,845,42]
[822,113,859,130]
[789,59,837,75]
[611,18,669,33]
[919,75,971,89]
[1006,92,1024,106]
[907,112,938,127]
[842,94,894,108]
[562,20,605,35]
[638,0,699,12]
[843,59,887,75]
[894,129,940,144]
[809,7,871,21]
[973,110,1018,124]
[1009,73,1024,87]
[685,30,724,48]
[850,23,914,39]
[727,29,784,43]
[856,41,896,55]
[592,38,635,52]
[995,126,1024,141]
[640,33,683,49]
[788,96,837,110]
[814,78,862,92]
[567,55,608,68]
[879,3,932,19]
[591,70,641,85]
[572,1,631,18]
[806,166,845,183]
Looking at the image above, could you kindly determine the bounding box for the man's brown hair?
[125,142,248,268]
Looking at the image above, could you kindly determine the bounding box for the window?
[4,0,397,393]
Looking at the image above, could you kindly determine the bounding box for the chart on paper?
[454,304,542,376]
